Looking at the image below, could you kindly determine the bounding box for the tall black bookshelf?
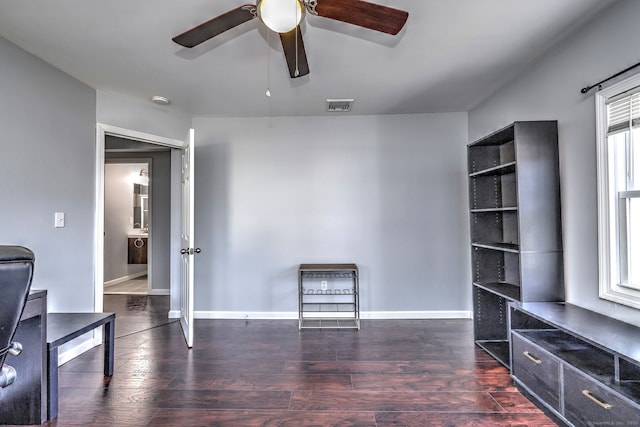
[467,121,564,367]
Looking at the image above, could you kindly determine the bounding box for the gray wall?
[468,0,640,325]
[0,36,96,312]
[106,148,172,292]
[192,113,470,314]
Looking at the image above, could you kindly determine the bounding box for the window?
[597,72,640,308]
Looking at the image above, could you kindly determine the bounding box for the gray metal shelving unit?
[298,264,360,330]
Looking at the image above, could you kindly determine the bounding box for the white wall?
[468,0,640,324]
[104,163,147,282]
[192,113,470,316]
[0,36,96,312]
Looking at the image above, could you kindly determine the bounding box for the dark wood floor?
[42,295,556,426]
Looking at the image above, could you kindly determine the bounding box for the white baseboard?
[195,311,298,319]
[190,310,472,320]
[361,311,472,319]
[104,271,147,287]
[148,289,170,296]
[57,336,97,366]
[168,310,180,319]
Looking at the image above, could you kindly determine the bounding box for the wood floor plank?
[117,358,288,375]
[489,391,548,413]
[284,360,454,375]
[453,360,510,375]
[58,370,176,389]
[289,390,504,412]
[59,387,292,410]
[51,406,160,426]
[148,409,377,427]
[190,347,339,361]
[351,373,517,392]
[375,411,558,426]
[168,373,353,391]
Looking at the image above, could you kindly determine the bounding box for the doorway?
[94,124,184,316]
[103,160,151,295]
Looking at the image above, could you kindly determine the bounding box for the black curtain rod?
[581,61,640,94]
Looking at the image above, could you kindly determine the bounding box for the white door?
[180,129,196,347]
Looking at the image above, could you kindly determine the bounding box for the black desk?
[46,312,115,420]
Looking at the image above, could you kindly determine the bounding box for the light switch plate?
[55,212,65,228]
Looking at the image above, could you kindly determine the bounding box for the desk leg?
[104,319,114,376]
[47,346,58,420]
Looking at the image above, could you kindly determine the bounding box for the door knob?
[181,248,202,255]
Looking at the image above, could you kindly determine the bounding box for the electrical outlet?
[321,281,328,291]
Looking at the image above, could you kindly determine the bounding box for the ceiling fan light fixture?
[257,0,304,33]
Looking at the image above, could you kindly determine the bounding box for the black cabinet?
[127,237,148,264]
[0,290,47,425]
[467,121,564,366]
[510,302,640,425]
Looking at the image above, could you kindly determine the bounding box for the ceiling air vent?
[326,99,354,112]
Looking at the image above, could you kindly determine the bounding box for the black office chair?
[0,246,35,389]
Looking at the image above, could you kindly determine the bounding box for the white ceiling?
[0,0,617,117]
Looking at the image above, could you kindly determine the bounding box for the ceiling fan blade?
[314,0,408,35]
[172,5,257,48]
[279,27,310,79]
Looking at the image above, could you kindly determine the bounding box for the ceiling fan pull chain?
[294,2,300,77]
[266,30,271,97]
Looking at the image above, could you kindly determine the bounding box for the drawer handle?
[523,351,542,365]
[582,390,612,410]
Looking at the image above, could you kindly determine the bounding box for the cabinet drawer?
[511,332,561,411]
[563,364,639,426]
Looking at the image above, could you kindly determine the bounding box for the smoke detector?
[326,99,354,112]
[151,95,171,105]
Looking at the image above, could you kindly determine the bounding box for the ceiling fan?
[172,0,409,78]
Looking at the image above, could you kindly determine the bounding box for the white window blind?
[607,87,640,134]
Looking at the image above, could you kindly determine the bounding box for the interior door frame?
[95,123,184,315]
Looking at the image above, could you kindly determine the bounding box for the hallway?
[104,276,148,295]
